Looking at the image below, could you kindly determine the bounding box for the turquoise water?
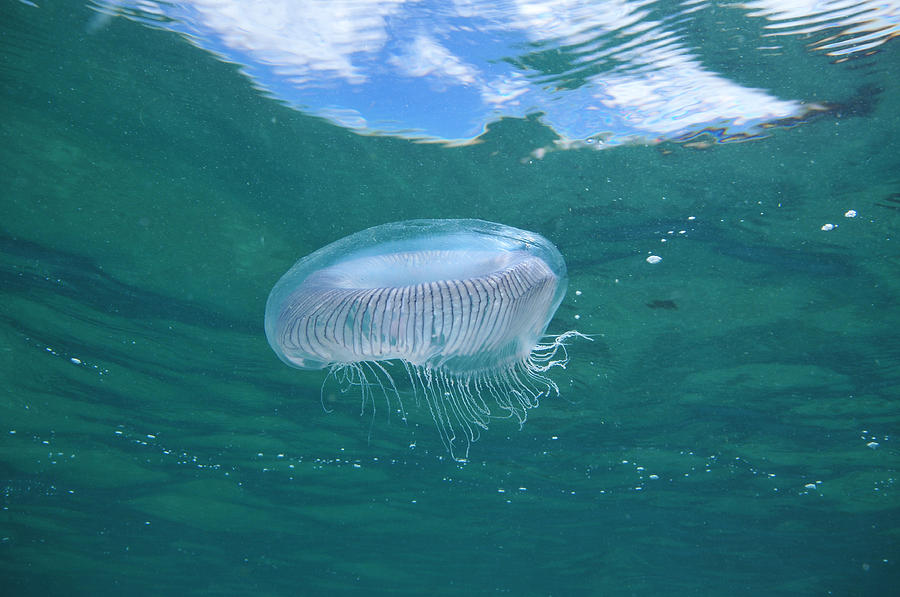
[2,1,898,595]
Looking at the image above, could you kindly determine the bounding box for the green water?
[2,2,898,595]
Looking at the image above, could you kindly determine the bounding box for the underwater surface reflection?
[90,0,899,147]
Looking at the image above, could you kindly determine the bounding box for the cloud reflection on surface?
[90,0,899,147]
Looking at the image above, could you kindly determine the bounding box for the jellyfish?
[265,219,581,458]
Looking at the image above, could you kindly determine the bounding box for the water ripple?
[744,0,900,57]
[88,0,897,147]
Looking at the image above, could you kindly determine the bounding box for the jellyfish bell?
[265,219,583,459]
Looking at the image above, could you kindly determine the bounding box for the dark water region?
[2,1,899,596]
